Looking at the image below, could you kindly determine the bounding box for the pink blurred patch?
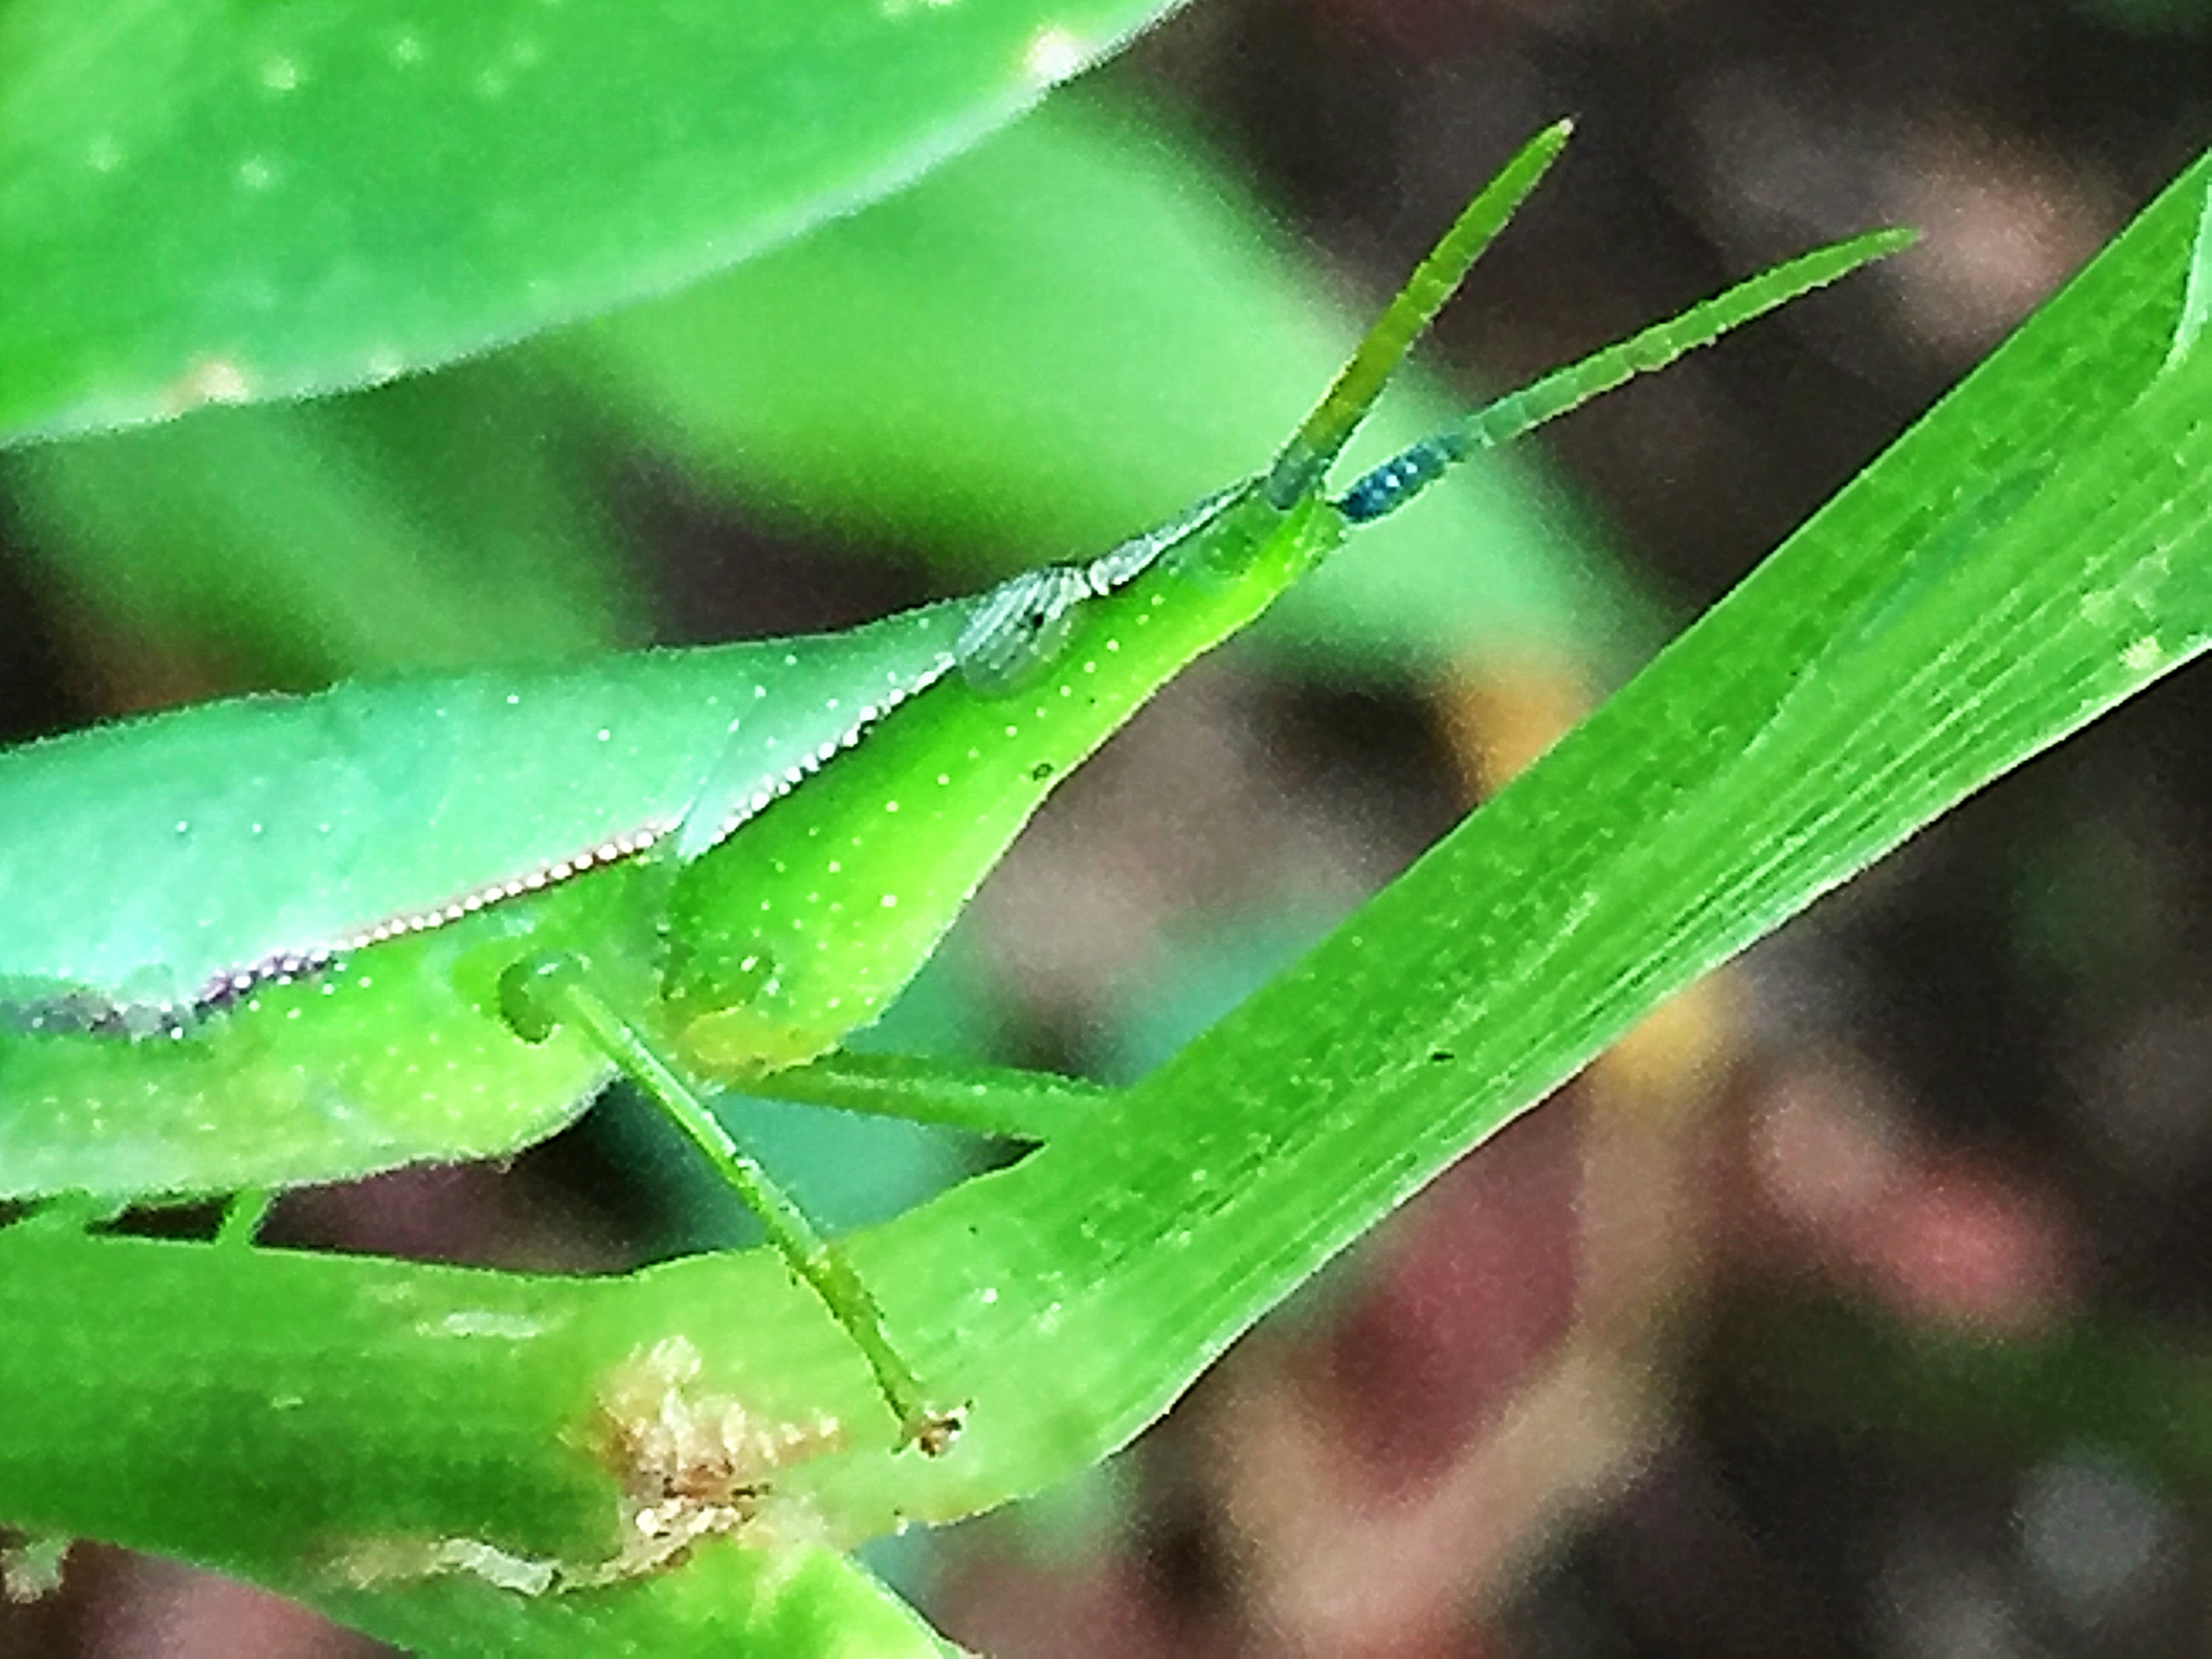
[936,1553,1191,1659]
[1746,1068,2074,1331]
[1855,1157,2074,1330]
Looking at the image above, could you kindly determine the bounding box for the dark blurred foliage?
[5,0,2212,1654]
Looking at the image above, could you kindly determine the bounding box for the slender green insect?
[0,125,1907,1450]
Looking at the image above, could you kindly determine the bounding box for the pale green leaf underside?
[2,151,2205,1654]
[0,0,1188,444]
[0,360,642,680]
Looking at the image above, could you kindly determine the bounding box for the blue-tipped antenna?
[1339,227,1917,524]
[1262,120,1574,509]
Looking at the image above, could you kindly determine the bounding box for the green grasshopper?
[0,124,1906,1451]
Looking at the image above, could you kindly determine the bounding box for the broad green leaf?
[565,95,1654,674]
[1,359,640,684]
[0,142,2203,1652]
[0,0,1189,445]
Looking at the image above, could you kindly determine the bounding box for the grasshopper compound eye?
[956,565,1094,696]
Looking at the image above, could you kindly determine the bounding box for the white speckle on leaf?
[85,135,122,173]
[237,156,275,191]
[1022,26,1086,85]
[569,1336,845,1580]
[417,1310,552,1340]
[3,1536,71,1603]
[333,1536,557,1597]
[165,357,252,412]
[260,56,300,91]
[392,30,426,65]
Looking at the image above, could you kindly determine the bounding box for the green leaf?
[2,359,641,683]
[0,0,1189,445]
[0,1229,957,1657]
[766,148,2212,1534]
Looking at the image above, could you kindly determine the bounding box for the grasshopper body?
[0,489,1332,1202]
[0,617,962,1193]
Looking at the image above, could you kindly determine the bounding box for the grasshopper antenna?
[1337,226,1917,525]
[1262,119,1574,510]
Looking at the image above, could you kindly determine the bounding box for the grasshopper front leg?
[498,954,964,1456]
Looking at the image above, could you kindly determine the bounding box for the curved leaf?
[1,360,640,682]
[0,0,1187,444]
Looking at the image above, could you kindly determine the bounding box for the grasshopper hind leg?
[497,954,963,1456]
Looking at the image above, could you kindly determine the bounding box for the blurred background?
[3,0,2211,1653]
